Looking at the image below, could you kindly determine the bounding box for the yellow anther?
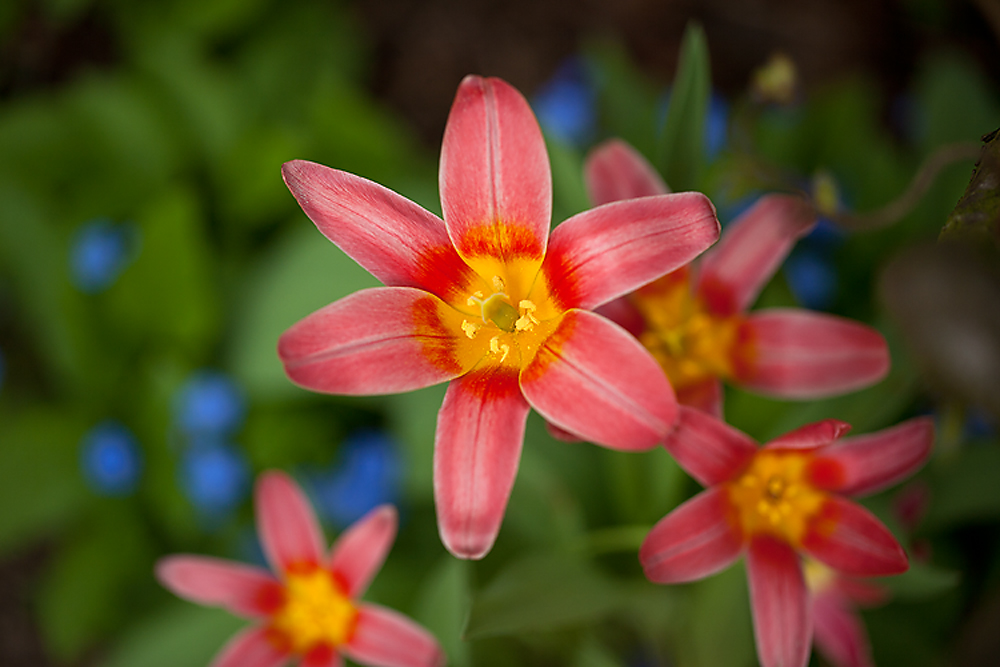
[489,336,510,363]
[766,476,786,500]
[515,299,541,331]
[492,275,506,292]
[467,291,485,307]
[461,320,481,339]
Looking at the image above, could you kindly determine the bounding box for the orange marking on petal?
[456,222,544,262]
[412,243,482,303]
[518,312,577,384]
[460,364,521,399]
[698,272,740,317]
[806,457,847,490]
[412,297,464,375]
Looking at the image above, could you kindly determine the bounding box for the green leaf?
[925,444,1000,529]
[940,127,1000,250]
[881,561,960,601]
[100,603,245,667]
[0,407,90,555]
[585,40,660,158]
[548,138,590,222]
[656,22,711,192]
[678,563,755,667]
[228,222,379,400]
[414,557,472,667]
[464,553,622,639]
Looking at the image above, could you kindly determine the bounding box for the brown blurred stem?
[833,141,982,231]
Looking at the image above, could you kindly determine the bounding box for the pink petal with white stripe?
[278,288,469,396]
[155,556,283,618]
[812,590,875,667]
[746,535,812,667]
[281,161,472,302]
[584,139,669,206]
[344,604,445,667]
[766,419,852,451]
[737,310,890,399]
[809,417,934,497]
[543,193,719,310]
[257,471,326,574]
[440,75,551,260]
[640,487,745,583]
[520,310,677,451]
[801,497,909,577]
[662,406,758,486]
[328,505,397,599]
[209,626,290,667]
[697,194,816,316]
[435,369,530,559]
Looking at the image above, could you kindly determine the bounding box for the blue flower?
[533,58,597,147]
[704,92,729,160]
[784,249,838,311]
[70,219,139,293]
[80,420,143,496]
[308,430,402,528]
[174,370,246,437]
[179,440,250,518]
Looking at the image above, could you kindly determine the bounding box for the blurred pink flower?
[157,471,443,667]
[586,139,890,417]
[277,77,721,558]
[640,410,934,667]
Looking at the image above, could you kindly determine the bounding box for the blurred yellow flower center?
[727,450,826,546]
[630,273,741,389]
[803,557,836,593]
[270,568,357,654]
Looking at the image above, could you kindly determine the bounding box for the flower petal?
[801,497,909,577]
[344,604,444,667]
[435,368,530,559]
[209,626,290,667]
[662,406,758,486]
[281,160,474,303]
[765,419,852,451]
[300,646,343,667]
[257,471,325,574]
[696,194,816,316]
[440,75,550,261]
[808,417,934,497]
[736,310,890,399]
[155,556,283,618]
[676,379,724,418]
[520,310,677,451]
[812,590,876,667]
[595,296,646,338]
[279,287,472,396]
[328,505,397,599]
[746,535,812,667]
[640,487,745,583]
[584,139,669,206]
[543,193,720,310]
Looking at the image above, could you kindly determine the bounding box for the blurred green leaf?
[465,553,622,639]
[656,21,710,191]
[100,603,245,667]
[916,51,1000,150]
[573,637,624,667]
[586,40,660,158]
[0,407,89,555]
[228,222,378,400]
[940,127,1000,249]
[881,560,960,601]
[925,444,1000,528]
[37,508,154,659]
[415,556,472,667]
[678,563,755,667]
[105,185,219,351]
[548,139,590,222]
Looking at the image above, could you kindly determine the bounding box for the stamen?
[467,291,485,307]
[492,275,506,292]
[489,336,510,363]
[515,299,541,331]
[461,320,481,339]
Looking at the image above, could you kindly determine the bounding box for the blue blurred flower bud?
[705,92,729,160]
[784,250,838,311]
[179,441,250,518]
[70,219,139,293]
[80,420,143,496]
[175,370,246,437]
[309,430,402,528]
[533,58,597,147]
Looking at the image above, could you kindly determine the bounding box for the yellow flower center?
[802,557,836,593]
[727,450,827,547]
[629,271,742,389]
[269,567,357,654]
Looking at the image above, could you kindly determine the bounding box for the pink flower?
[156,471,444,667]
[805,559,889,667]
[586,139,890,417]
[277,77,720,558]
[639,409,934,667]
